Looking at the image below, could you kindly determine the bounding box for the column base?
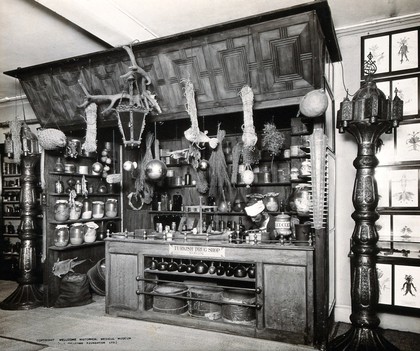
[0,284,43,310]
[328,326,399,351]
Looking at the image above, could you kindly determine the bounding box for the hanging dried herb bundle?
[262,122,285,156]
[231,141,243,185]
[135,132,155,204]
[208,126,231,198]
[242,146,261,166]
[190,166,208,194]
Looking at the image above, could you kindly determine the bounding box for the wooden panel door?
[262,263,312,338]
[107,252,139,311]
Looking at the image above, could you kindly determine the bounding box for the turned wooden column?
[0,154,42,310]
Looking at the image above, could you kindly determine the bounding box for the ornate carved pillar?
[0,154,43,310]
[328,56,403,350]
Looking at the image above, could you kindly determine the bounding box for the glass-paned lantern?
[21,123,39,156]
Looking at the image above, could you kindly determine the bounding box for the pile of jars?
[54,198,118,222]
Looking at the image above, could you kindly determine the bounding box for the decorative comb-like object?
[310,128,328,229]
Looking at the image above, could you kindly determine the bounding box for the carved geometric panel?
[253,15,315,95]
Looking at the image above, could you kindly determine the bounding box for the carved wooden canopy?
[5,1,341,130]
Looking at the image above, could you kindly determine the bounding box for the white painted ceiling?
[0,0,419,106]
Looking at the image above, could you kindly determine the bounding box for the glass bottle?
[172,193,183,211]
[70,223,84,245]
[184,167,191,185]
[54,157,65,173]
[75,180,82,195]
[105,198,118,217]
[55,176,64,194]
[82,195,92,218]
[54,225,69,247]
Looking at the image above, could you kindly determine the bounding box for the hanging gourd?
[241,167,255,188]
[298,89,328,118]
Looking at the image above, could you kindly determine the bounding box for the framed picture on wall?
[376,167,390,208]
[390,169,419,208]
[377,263,392,305]
[396,121,420,162]
[362,34,390,76]
[375,75,419,119]
[392,76,419,117]
[394,265,420,309]
[391,29,419,72]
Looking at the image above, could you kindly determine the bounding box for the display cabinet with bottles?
[42,136,123,307]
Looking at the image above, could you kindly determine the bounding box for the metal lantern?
[21,123,39,156]
[4,132,13,157]
[116,100,148,148]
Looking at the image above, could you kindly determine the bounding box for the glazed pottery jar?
[54,200,70,222]
[288,184,311,215]
[105,198,118,217]
[70,223,84,245]
[265,193,279,212]
[274,212,292,240]
[54,225,69,247]
[300,159,311,176]
[92,201,105,219]
[84,222,98,243]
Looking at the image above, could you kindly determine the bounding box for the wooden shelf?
[48,240,105,251]
[3,187,21,190]
[3,234,19,238]
[49,216,121,225]
[2,252,19,257]
[2,201,20,204]
[3,216,20,219]
[144,268,256,282]
[2,174,21,177]
[48,192,119,196]
[49,171,102,178]
[236,182,291,187]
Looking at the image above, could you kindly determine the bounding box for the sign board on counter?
[168,245,225,258]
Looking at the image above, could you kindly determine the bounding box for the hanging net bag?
[37,128,67,150]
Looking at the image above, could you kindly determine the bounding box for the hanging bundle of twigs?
[208,126,231,198]
[231,141,243,185]
[135,132,155,204]
[190,166,208,194]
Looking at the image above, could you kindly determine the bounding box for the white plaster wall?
[334,15,420,333]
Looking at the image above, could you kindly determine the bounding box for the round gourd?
[299,89,328,118]
[242,169,255,186]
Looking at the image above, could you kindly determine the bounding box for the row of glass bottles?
[54,197,118,222]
